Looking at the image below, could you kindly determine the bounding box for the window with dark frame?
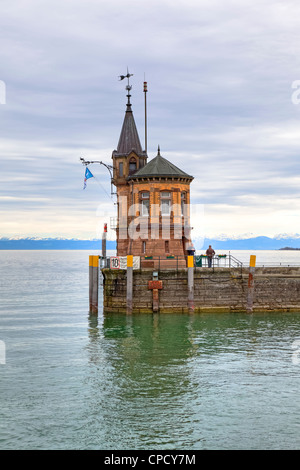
[181,192,186,216]
[160,191,171,215]
[141,192,150,217]
[129,157,137,175]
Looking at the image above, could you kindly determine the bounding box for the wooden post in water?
[89,255,99,314]
[126,255,133,315]
[102,223,107,260]
[187,255,194,313]
[89,255,93,310]
[246,255,256,313]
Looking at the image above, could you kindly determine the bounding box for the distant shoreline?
[279,247,300,250]
[1,237,300,250]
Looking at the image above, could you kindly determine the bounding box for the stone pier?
[102,267,300,314]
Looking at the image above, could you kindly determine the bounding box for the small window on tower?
[119,162,123,177]
[165,240,169,253]
[142,241,146,254]
[129,157,137,175]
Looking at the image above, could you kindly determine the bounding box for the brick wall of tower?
[115,178,192,257]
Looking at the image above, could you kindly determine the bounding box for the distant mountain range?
[201,236,300,250]
[0,236,300,250]
[0,237,116,250]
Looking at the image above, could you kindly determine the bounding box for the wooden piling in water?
[126,255,133,315]
[187,255,194,313]
[89,255,99,314]
[102,223,107,259]
[89,255,93,309]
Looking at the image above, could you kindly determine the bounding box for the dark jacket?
[206,247,215,258]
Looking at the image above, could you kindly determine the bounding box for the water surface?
[0,251,299,449]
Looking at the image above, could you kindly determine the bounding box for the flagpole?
[80,158,115,196]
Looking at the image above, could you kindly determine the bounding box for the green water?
[0,251,300,449]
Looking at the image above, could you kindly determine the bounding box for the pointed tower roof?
[113,80,146,158]
[128,146,193,180]
[116,108,144,156]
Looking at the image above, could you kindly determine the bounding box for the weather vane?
[119,68,133,107]
[119,68,133,85]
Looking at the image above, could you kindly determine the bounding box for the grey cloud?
[1,0,300,237]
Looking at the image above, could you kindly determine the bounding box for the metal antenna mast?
[144,74,148,153]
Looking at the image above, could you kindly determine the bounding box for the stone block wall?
[102,267,300,313]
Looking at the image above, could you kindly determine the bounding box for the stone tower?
[112,81,194,262]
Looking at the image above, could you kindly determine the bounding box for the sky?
[1,0,300,243]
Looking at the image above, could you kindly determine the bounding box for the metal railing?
[141,255,186,271]
[252,262,300,267]
[99,256,110,269]
[99,255,300,270]
[196,254,243,268]
[99,254,244,271]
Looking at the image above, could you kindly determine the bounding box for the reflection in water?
[85,312,300,450]
[86,313,203,448]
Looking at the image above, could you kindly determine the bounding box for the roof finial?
[119,67,133,110]
[157,145,161,156]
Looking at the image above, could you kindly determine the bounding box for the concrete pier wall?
[102,267,300,313]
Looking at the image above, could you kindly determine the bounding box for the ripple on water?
[0,252,300,449]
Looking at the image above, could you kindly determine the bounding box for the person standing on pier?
[187,242,196,256]
[206,245,215,268]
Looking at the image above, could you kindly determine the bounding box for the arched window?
[129,157,137,175]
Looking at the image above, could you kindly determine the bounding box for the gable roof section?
[128,150,193,180]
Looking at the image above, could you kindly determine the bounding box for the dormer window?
[129,157,137,175]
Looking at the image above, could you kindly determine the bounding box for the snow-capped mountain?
[1,235,300,250]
